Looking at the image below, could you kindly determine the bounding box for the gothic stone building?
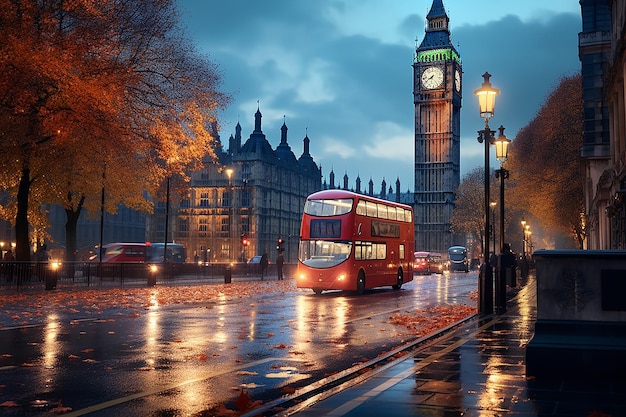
[173,108,321,264]
[413,0,462,253]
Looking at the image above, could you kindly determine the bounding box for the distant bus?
[90,243,147,263]
[146,243,186,263]
[297,189,414,294]
[448,246,469,272]
[90,242,186,263]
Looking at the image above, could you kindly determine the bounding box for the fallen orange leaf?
[281,386,296,394]
[51,400,72,414]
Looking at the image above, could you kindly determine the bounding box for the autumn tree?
[450,168,486,254]
[506,74,584,248]
[0,0,229,261]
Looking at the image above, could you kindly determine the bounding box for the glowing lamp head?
[474,72,500,120]
[494,125,511,162]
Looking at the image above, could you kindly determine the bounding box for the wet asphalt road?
[0,271,477,416]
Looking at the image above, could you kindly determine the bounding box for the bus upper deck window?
[305,198,353,216]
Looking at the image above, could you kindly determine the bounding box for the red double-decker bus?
[297,189,414,294]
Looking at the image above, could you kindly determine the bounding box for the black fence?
[0,261,296,291]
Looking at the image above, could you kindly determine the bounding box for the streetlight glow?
[494,126,511,161]
[474,72,500,120]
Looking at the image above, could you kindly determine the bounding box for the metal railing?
[0,261,295,291]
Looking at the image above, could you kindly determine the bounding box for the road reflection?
[294,294,349,349]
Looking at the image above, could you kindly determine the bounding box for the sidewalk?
[288,274,626,417]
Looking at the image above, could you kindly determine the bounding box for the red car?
[414,251,445,275]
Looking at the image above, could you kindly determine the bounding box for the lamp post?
[163,176,170,278]
[474,72,500,315]
[226,168,234,262]
[521,220,527,258]
[494,126,510,314]
[525,225,532,255]
[490,201,497,256]
[494,126,511,253]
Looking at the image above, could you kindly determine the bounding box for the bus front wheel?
[357,271,365,294]
[392,269,403,290]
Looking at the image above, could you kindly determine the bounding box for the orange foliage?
[390,304,476,336]
[506,74,584,246]
[0,0,230,261]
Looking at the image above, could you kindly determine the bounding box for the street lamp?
[226,168,234,262]
[490,201,497,256]
[521,220,527,257]
[163,176,170,274]
[494,126,510,314]
[494,126,510,253]
[474,72,500,315]
[524,224,532,255]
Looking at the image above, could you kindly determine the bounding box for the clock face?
[421,67,444,89]
[455,70,461,92]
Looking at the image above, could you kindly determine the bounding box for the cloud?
[177,0,581,190]
[363,122,413,162]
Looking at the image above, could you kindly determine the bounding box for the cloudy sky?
[176,0,581,192]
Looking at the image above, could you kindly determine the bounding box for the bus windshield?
[299,240,352,268]
[449,252,466,261]
[304,198,353,217]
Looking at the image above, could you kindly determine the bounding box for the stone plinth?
[526,250,626,378]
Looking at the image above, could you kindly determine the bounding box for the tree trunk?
[15,167,31,261]
[64,195,84,263]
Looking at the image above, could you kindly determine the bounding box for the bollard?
[478,262,493,314]
[45,262,59,290]
[506,266,516,287]
[224,265,232,284]
[495,264,506,315]
[148,264,157,286]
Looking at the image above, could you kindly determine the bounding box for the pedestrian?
[276,252,284,280]
[35,244,50,281]
[260,252,268,280]
[500,243,517,287]
[2,249,14,282]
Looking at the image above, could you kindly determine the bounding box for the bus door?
[354,240,387,286]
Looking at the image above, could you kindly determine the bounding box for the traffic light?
[241,234,249,246]
[277,237,284,252]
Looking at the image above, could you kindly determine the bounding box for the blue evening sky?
[176,0,581,191]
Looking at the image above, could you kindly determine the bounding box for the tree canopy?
[0,0,229,260]
[450,167,485,253]
[452,74,584,252]
[505,74,584,248]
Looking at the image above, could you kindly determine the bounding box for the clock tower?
[413,0,461,253]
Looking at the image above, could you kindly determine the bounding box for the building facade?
[580,0,626,249]
[580,0,612,249]
[413,0,462,253]
[172,108,321,264]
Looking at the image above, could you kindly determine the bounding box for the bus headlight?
[337,274,345,281]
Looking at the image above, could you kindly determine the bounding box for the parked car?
[414,251,445,275]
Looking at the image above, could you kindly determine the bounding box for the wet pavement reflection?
[0,274,478,416]
[292,274,626,417]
